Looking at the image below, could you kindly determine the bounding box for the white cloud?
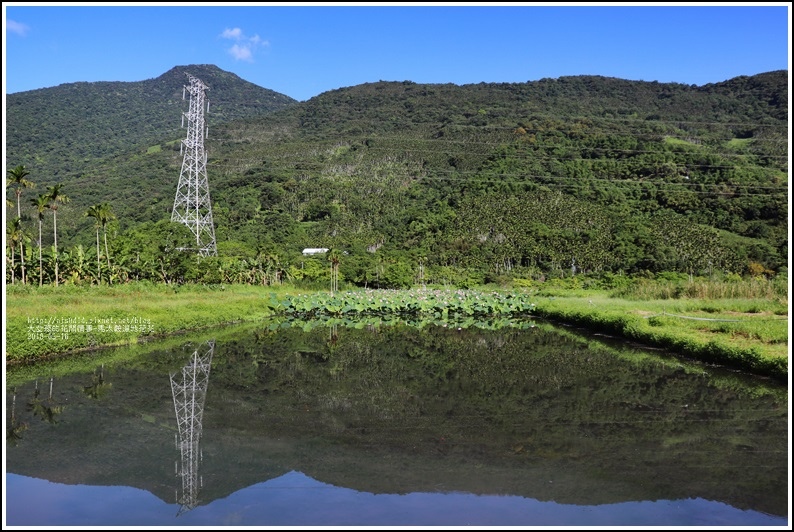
[7,19,30,37]
[229,44,252,62]
[221,27,242,40]
[219,27,268,62]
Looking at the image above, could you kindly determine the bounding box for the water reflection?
[4,319,789,526]
[27,377,64,424]
[82,364,112,400]
[5,471,787,527]
[170,340,215,515]
[6,387,28,446]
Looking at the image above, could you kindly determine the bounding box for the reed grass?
[611,276,787,302]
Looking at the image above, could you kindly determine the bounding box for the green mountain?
[5,65,788,285]
[6,64,298,182]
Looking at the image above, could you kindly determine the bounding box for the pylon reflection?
[170,340,214,515]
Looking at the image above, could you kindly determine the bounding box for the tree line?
[7,160,774,292]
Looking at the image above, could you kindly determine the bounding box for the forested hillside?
[5,65,788,288]
[6,64,297,182]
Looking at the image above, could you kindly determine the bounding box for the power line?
[206,158,787,184]
[408,175,788,196]
[11,117,786,179]
[207,132,789,148]
[15,119,789,192]
[214,111,789,130]
[206,136,790,160]
[206,148,789,168]
[25,151,789,195]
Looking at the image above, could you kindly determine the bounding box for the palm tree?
[85,204,103,284]
[7,217,23,284]
[45,183,70,287]
[8,218,30,284]
[30,194,49,286]
[98,203,116,272]
[327,249,342,295]
[7,165,35,284]
[7,165,35,218]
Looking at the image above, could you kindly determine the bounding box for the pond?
[4,318,789,527]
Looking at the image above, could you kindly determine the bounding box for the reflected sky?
[5,323,789,528]
[6,471,788,527]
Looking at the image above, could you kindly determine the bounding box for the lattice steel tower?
[170,340,215,515]
[171,73,217,256]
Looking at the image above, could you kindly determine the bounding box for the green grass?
[5,282,300,363]
[530,292,788,381]
[5,281,789,380]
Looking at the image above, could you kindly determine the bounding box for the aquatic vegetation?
[276,288,536,319]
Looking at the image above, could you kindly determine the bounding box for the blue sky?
[3,3,791,102]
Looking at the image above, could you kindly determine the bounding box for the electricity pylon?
[171,73,217,256]
[170,340,215,515]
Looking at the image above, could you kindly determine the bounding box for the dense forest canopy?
[5,65,788,287]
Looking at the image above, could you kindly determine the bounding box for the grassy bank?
[5,282,294,364]
[530,290,788,381]
[5,282,789,380]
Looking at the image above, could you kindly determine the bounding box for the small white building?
[302,248,329,256]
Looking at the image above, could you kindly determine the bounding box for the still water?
[4,318,789,527]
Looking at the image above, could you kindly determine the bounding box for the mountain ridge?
[5,64,298,182]
[4,65,788,281]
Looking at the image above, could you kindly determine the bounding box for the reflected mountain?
[5,321,789,520]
